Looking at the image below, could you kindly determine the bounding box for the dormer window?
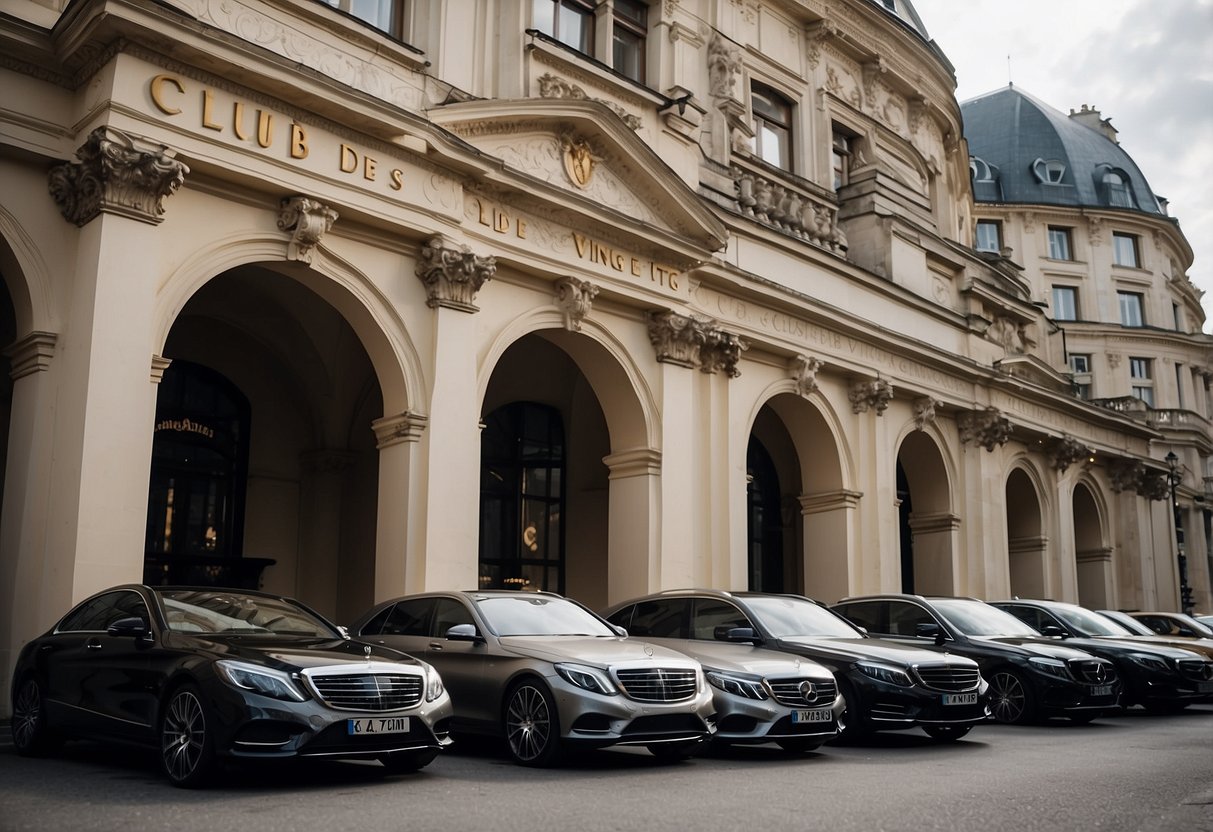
[1032,158,1067,184]
[970,157,995,182]
[1097,166,1137,208]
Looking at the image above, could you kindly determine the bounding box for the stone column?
[907,512,960,595]
[604,448,661,603]
[371,411,426,601]
[800,490,862,603]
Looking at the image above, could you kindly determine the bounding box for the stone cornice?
[372,411,429,449]
[603,448,663,478]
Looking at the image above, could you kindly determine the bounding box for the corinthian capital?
[415,235,497,312]
[849,378,893,415]
[48,126,188,226]
[646,310,746,377]
[957,406,1011,451]
[278,196,338,264]
[1047,435,1092,473]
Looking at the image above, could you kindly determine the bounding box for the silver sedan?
[349,590,716,766]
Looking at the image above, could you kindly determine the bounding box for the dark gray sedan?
[349,590,716,765]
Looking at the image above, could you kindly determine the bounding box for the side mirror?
[611,624,628,637]
[915,622,946,646]
[1039,624,1067,638]
[107,617,150,639]
[716,626,762,644]
[336,625,351,639]
[446,623,483,642]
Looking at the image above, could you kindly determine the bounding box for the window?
[1176,364,1186,409]
[320,0,404,39]
[1174,303,1184,332]
[1069,354,1091,374]
[1130,357,1154,406]
[1052,286,1078,321]
[750,84,792,170]
[1032,158,1067,184]
[1047,226,1072,260]
[691,599,753,641]
[1113,232,1139,267]
[533,0,594,54]
[1103,170,1136,208]
[1118,291,1144,327]
[970,157,994,181]
[625,599,689,638]
[975,220,1001,252]
[1069,354,1092,399]
[832,127,855,189]
[611,0,647,83]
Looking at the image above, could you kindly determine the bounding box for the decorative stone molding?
[913,396,938,431]
[907,511,962,534]
[957,406,1011,451]
[732,167,846,253]
[1139,470,1170,501]
[554,277,599,332]
[789,354,824,398]
[48,127,188,226]
[805,20,837,70]
[799,489,863,515]
[1088,216,1105,245]
[536,74,641,130]
[603,447,662,479]
[4,331,57,381]
[987,316,1033,354]
[277,196,338,264]
[707,33,741,99]
[1106,352,1122,370]
[849,378,893,415]
[372,411,429,449]
[415,235,497,312]
[646,310,746,377]
[150,355,173,384]
[560,134,599,189]
[1046,435,1092,472]
[1107,458,1144,493]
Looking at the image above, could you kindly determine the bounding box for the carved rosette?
[415,235,497,312]
[913,396,938,431]
[48,126,188,226]
[647,311,746,377]
[958,406,1011,451]
[849,378,893,415]
[1047,436,1092,472]
[555,277,599,332]
[790,354,824,398]
[277,196,338,264]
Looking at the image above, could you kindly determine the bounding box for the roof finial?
[1007,54,1013,88]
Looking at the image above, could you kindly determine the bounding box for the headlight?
[555,663,618,695]
[1128,654,1171,673]
[215,660,306,701]
[1027,657,1073,680]
[424,665,445,702]
[856,662,913,687]
[705,670,768,700]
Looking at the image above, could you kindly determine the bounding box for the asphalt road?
[2,708,1212,832]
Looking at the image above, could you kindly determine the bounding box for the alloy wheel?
[161,689,208,785]
[12,679,44,754]
[505,683,556,765]
[989,671,1029,724]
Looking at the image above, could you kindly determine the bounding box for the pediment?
[429,98,727,257]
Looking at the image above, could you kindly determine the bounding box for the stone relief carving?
[277,196,338,264]
[554,277,599,332]
[647,310,747,377]
[1106,352,1122,370]
[957,406,1011,451]
[1088,216,1105,245]
[849,378,893,415]
[988,316,1032,354]
[1139,470,1170,501]
[790,354,824,398]
[537,74,642,130]
[913,396,938,431]
[805,20,836,70]
[414,235,496,312]
[707,33,742,99]
[1047,436,1092,472]
[48,127,188,226]
[825,65,861,108]
[560,135,599,189]
[1108,458,1144,493]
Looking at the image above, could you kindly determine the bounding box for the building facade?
[1,0,1208,715]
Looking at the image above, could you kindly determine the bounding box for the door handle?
[428,641,444,650]
[86,639,102,650]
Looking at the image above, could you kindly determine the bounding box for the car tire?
[379,748,439,773]
[776,737,826,753]
[922,724,972,742]
[988,669,1036,725]
[11,677,61,757]
[503,680,562,767]
[832,679,870,742]
[160,684,218,788]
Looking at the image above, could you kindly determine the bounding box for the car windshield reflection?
[159,589,337,638]
[930,599,1039,637]
[472,595,615,637]
[743,596,861,639]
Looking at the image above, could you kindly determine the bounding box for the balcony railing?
[730,158,847,255]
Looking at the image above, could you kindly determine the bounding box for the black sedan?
[10,585,454,787]
[831,595,1121,724]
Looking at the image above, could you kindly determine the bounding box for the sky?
[911,0,1213,330]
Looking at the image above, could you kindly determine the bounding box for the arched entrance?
[896,432,955,595]
[1073,482,1112,607]
[154,264,386,622]
[1006,467,1047,598]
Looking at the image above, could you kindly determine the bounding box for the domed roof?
[867,0,931,41]
[961,85,1163,215]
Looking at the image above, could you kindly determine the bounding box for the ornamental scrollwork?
[913,396,938,431]
[789,354,824,398]
[554,277,599,332]
[415,235,497,312]
[277,196,338,264]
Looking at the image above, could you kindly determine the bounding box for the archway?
[1006,467,1047,599]
[896,432,955,595]
[1073,482,1112,607]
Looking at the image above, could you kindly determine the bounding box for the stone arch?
[1072,478,1114,607]
[0,205,56,336]
[1005,460,1050,599]
[895,427,958,595]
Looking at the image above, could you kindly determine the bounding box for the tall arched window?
[747,436,785,592]
[480,402,566,592]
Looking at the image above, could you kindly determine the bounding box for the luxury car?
[350,590,716,765]
[991,600,1213,712]
[602,590,987,742]
[1128,611,1213,641]
[832,595,1120,725]
[1096,610,1213,659]
[593,593,844,751]
[10,585,453,787]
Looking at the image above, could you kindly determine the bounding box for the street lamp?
[1165,451,1195,614]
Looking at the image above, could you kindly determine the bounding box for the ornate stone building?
[1,0,1208,714]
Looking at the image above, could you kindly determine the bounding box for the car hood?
[772,636,978,668]
[629,638,832,679]
[497,635,699,669]
[1058,636,1208,661]
[1088,634,1213,660]
[978,636,1103,661]
[180,634,423,671]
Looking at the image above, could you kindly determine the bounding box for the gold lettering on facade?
[570,231,678,291]
[201,90,222,131]
[475,199,527,239]
[290,123,308,159]
[256,111,273,148]
[232,102,250,141]
[390,169,404,191]
[340,144,358,173]
[363,156,377,180]
[150,74,184,115]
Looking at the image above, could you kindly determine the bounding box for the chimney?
[1068,104,1119,144]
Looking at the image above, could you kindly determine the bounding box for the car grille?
[308,673,423,711]
[766,678,838,708]
[614,668,698,702]
[915,665,981,692]
[1068,659,1117,685]
[1177,659,1213,682]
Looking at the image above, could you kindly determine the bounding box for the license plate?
[347,717,410,735]
[943,692,977,706]
[1090,685,1113,697]
[1197,682,1213,694]
[791,709,833,723]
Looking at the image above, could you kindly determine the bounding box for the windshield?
[931,599,1040,637]
[474,595,615,637]
[158,589,339,637]
[742,596,863,639]
[1051,605,1133,637]
[1097,610,1154,635]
